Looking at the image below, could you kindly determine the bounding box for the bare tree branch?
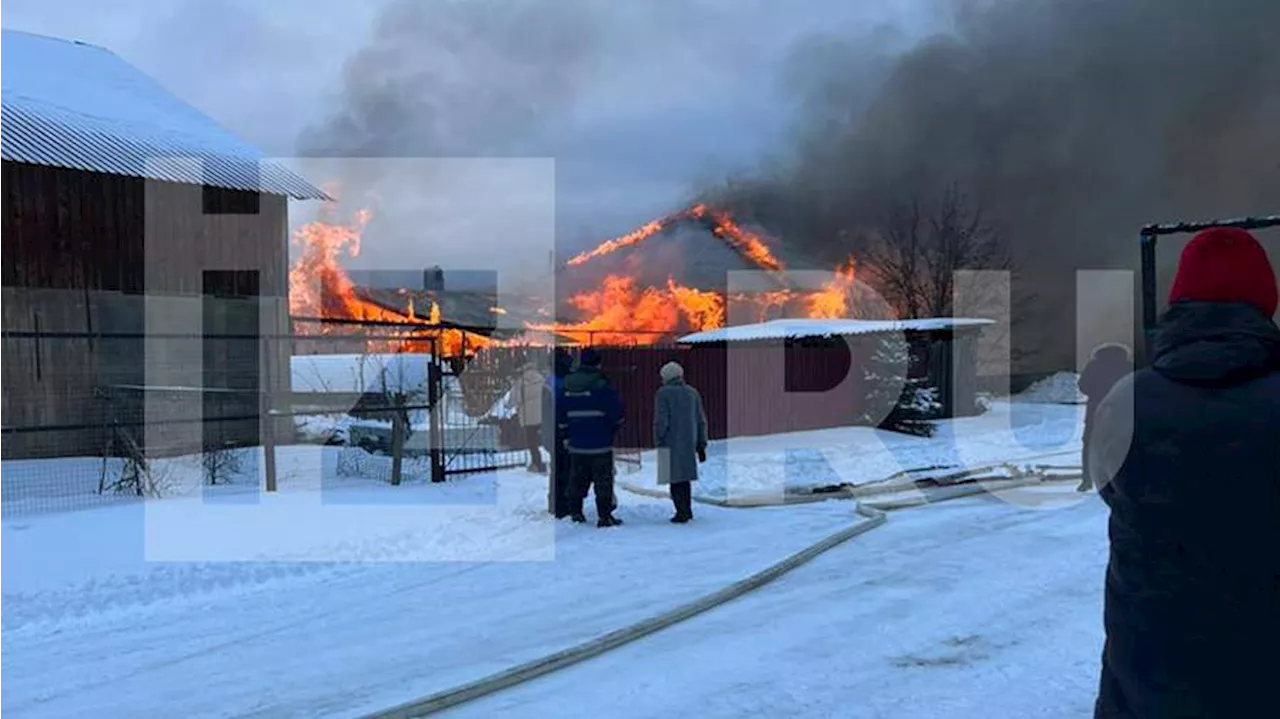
[856,185,1014,320]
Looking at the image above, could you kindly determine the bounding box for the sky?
[1,0,943,278]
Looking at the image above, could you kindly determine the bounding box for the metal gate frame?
[1138,214,1280,359]
[429,348,534,482]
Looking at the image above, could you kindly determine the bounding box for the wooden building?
[591,318,993,451]
[1,29,327,460]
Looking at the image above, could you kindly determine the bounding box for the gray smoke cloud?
[291,0,943,283]
[297,0,603,160]
[720,0,1280,371]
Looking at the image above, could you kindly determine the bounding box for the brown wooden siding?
[2,160,292,459]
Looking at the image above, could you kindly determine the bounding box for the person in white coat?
[513,357,547,473]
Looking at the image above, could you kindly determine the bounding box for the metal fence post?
[1139,232,1158,363]
[261,330,278,492]
[428,340,446,483]
[390,392,406,486]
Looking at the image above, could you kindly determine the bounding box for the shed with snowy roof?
[590,316,994,449]
[1,29,327,462]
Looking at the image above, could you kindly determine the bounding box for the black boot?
[670,482,694,523]
[597,515,623,528]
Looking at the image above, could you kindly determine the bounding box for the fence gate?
[432,346,534,479]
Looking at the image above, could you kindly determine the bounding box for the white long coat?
[514,366,545,428]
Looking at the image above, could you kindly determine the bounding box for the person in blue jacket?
[556,348,625,527]
[542,348,575,517]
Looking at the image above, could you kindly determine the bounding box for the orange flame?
[566,217,670,266]
[688,204,785,273]
[806,258,859,319]
[537,202,886,345]
[565,203,787,275]
[667,277,725,330]
[290,199,885,357]
[288,205,490,357]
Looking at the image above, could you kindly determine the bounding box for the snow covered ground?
[1,468,873,718]
[2,476,1108,718]
[1,375,1104,718]
[449,490,1109,719]
[620,398,1084,503]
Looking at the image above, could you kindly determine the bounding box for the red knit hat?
[1168,227,1277,317]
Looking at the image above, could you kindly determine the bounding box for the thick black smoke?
[722,0,1280,371]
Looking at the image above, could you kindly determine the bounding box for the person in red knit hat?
[1167,226,1279,317]
[1088,227,1279,718]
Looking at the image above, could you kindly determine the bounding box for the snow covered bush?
[860,334,940,437]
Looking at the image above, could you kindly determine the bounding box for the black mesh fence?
[1,317,558,518]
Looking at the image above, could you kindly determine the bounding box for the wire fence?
[0,318,562,517]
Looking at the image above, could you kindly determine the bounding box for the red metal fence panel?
[597,343,867,449]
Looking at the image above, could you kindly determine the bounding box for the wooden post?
[261,328,278,493]
[390,392,407,486]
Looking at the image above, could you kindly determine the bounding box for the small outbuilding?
[594,317,994,449]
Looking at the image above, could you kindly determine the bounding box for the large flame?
[288,205,489,357]
[543,206,884,344]
[564,203,786,275]
[565,216,673,267]
[289,199,883,357]
[806,258,859,319]
[687,204,785,273]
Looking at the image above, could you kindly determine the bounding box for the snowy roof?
[0,30,328,200]
[677,317,995,344]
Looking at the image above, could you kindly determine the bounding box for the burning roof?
[288,198,894,356]
[547,204,891,345]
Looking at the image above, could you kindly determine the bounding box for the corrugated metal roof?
[0,29,328,200]
[677,318,996,344]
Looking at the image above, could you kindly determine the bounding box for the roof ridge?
[1,27,112,53]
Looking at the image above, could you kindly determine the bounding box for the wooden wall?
[1,161,293,459]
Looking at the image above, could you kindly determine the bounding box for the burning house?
[284,184,995,453]
[536,207,995,446]
[286,210,550,358]
[1,29,328,460]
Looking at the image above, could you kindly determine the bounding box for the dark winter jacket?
[1088,302,1280,719]
[541,351,576,451]
[556,367,624,455]
[1078,344,1133,437]
[541,374,564,452]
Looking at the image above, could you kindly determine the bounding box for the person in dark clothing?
[556,348,625,527]
[653,361,708,523]
[1089,227,1280,719]
[1076,343,1133,492]
[542,349,575,517]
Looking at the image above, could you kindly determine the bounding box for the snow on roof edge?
[677,317,996,344]
[0,29,329,200]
